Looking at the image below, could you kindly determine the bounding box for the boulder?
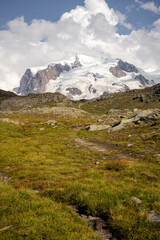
[108,118,133,132]
[131,197,142,204]
[148,211,160,224]
[108,109,160,132]
[86,124,110,131]
[44,120,57,125]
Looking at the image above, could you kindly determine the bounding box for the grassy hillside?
[0,86,160,239]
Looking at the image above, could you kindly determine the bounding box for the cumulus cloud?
[0,0,160,90]
[136,1,160,14]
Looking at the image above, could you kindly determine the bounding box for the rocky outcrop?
[71,55,82,69]
[109,66,126,78]
[18,64,71,96]
[108,109,160,132]
[135,74,150,87]
[66,87,82,96]
[0,92,70,111]
[118,59,138,73]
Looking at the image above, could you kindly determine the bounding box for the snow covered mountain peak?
[16,54,155,100]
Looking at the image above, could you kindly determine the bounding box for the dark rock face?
[118,60,138,73]
[18,69,33,96]
[88,85,97,94]
[66,87,82,96]
[135,74,150,87]
[0,89,16,98]
[18,64,71,96]
[132,83,160,103]
[109,66,126,78]
[71,55,82,69]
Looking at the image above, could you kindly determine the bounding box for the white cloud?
[126,4,135,13]
[115,11,133,29]
[0,0,160,90]
[136,1,160,14]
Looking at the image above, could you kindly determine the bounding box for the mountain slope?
[16,55,155,100]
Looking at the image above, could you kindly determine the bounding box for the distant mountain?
[16,55,155,100]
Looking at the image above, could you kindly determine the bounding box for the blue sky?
[0,0,160,90]
[0,0,160,34]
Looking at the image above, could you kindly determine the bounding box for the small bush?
[104,159,129,171]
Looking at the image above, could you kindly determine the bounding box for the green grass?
[0,183,100,240]
[0,113,160,240]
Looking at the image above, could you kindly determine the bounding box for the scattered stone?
[39,128,45,131]
[148,211,160,223]
[133,108,138,113]
[127,144,133,147]
[44,120,57,125]
[28,189,40,194]
[107,109,122,114]
[86,124,110,131]
[131,197,142,204]
[1,118,24,126]
[97,119,103,123]
[0,173,11,184]
[95,162,101,165]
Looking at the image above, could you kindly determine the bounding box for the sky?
[0,0,160,90]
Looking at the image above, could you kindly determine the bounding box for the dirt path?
[75,138,130,162]
[75,138,109,153]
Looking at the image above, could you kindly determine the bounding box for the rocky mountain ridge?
[1,83,159,113]
[15,55,155,100]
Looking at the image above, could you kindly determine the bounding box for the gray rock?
[133,109,160,123]
[131,197,142,204]
[109,66,126,78]
[66,87,82,96]
[107,109,122,114]
[88,216,107,231]
[108,109,160,132]
[108,118,133,132]
[44,120,57,125]
[86,124,110,131]
[148,210,160,223]
[95,162,101,165]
